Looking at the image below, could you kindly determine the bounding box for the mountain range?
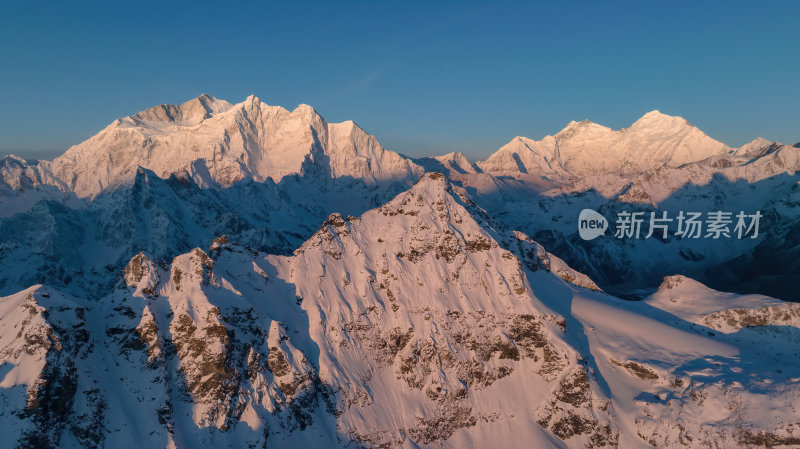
[1,94,798,448]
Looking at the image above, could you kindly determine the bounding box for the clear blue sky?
[1,1,798,161]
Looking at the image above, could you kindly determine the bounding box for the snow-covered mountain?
[412,152,477,177]
[2,174,798,448]
[466,134,800,300]
[477,111,730,178]
[0,94,422,200]
[2,95,800,448]
[0,95,426,297]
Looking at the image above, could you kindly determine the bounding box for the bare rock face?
[700,304,800,331]
[123,252,161,296]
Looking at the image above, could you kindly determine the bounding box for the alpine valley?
[1,94,798,449]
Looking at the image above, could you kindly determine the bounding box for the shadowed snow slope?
[465,137,800,300]
[2,174,799,448]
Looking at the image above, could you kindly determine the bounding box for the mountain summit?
[477,110,729,177]
[5,95,422,198]
[0,100,745,200]
[129,93,233,126]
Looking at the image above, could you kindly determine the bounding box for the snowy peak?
[297,171,593,303]
[123,252,162,296]
[551,110,693,141]
[555,119,614,140]
[296,171,507,290]
[476,135,566,178]
[0,155,30,188]
[734,137,781,158]
[291,102,319,116]
[326,119,422,182]
[129,93,233,126]
[479,110,730,177]
[0,153,60,194]
[630,109,688,128]
[0,154,28,166]
[11,94,422,198]
[639,109,668,118]
[412,151,477,176]
[646,275,800,339]
[434,151,476,173]
[653,274,714,296]
[374,171,490,229]
[265,174,619,446]
[648,274,784,317]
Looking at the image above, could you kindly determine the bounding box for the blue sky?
[1,1,798,160]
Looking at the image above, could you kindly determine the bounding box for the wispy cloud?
[318,66,387,105]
